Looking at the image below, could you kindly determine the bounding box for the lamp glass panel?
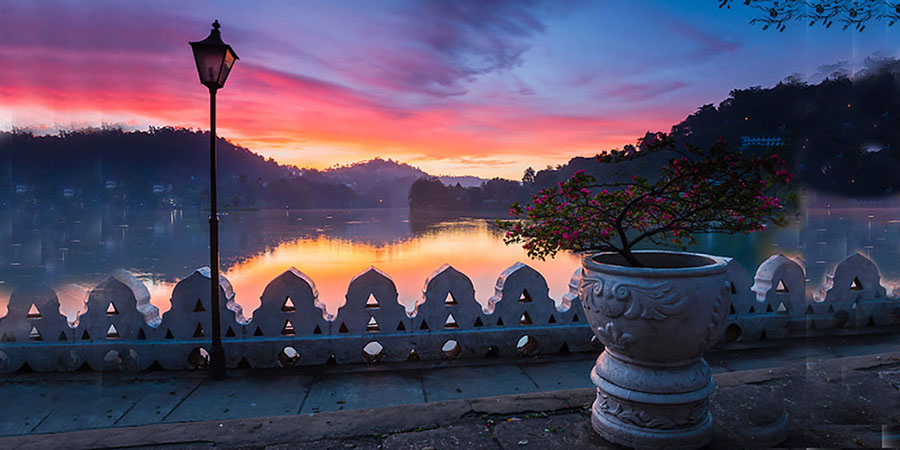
[217,49,236,87]
[192,45,227,87]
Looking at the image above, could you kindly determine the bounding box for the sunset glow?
[2,1,899,177]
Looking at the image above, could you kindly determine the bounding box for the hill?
[0,128,491,210]
[0,127,360,209]
[314,158,428,208]
[526,56,900,197]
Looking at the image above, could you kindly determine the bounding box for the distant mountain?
[437,175,486,188]
[0,129,492,210]
[313,158,427,208]
[0,127,360,209]
[308,158,490,207]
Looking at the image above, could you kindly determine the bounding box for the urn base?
[591,403,712,450]
[590,351,716,450]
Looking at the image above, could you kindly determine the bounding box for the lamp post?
[190,20,238,380]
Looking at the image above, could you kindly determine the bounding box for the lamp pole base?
[209,344,226,380]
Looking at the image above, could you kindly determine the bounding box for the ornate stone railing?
[724,252,900,342]
[0,252,898,372]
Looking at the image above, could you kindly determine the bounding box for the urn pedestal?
[579,251,731,450]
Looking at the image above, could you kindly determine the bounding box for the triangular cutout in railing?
[519,290,532,303]
[367,317,380,332]
[805,305,814,315]
[445,314,458,329]
[850,276,864,291]
[420,320,429,330]
[777,302,787,313]
[339,322,349,333]
[29,326,42,341]
[165,329,174,339]
[225,327,236,337]
[254,327,264,336]
[520,311,532,325]
[282,320,295,336]
[282,297,295,312]
[136,328,146,340]
[107,302,119,316]
[496,317,504,326]
[366,293,379,309]
[572,314,580,323]
[192,323,205,338]
[107,324,120,339]
[193,299,205,312]
[445,292,457,306]
[58,331,67,341]
[548,314,556,323]
[313,324,323,335]
[81,330,91,340]
[776,280,789,293]
[396,321,406,331]
[473,317,483,327]
[27,304,41,319]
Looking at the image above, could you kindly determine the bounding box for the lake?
[1,193,899,323]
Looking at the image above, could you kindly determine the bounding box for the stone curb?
[0,388,595,450]
[4,351,900,450]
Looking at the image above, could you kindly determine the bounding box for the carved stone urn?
[579,250,731,450]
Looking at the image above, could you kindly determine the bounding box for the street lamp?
[190,20,238,380]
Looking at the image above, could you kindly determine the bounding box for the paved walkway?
[1,330,899,447]
[2,350,899,449]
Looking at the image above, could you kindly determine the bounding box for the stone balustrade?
[0,252,898,372]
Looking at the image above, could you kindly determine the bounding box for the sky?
[1,0,899,179]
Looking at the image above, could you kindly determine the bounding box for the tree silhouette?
[720,0,900,31]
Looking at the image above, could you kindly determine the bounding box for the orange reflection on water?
[7,220,580,323]
[211,220,581,319]
[0,286,10,319]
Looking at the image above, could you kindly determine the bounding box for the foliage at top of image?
[499,133,795,267]
[721,0,900,31]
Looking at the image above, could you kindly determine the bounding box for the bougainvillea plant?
[498,133,795,267]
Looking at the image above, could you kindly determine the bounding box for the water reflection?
[0,192,898,323]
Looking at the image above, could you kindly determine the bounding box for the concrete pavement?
[0,329,899,448]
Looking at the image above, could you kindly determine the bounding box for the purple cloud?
[340,0,553,97]
[602,81,690,101]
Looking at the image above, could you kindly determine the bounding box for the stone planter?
[579,250,731,450]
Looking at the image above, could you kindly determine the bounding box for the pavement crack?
[296,378,313,414]
[162,380,203,422]
[420,372,428,403]
[517,365,541,390]
[112,400,139,425]
[30,408,54,433]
